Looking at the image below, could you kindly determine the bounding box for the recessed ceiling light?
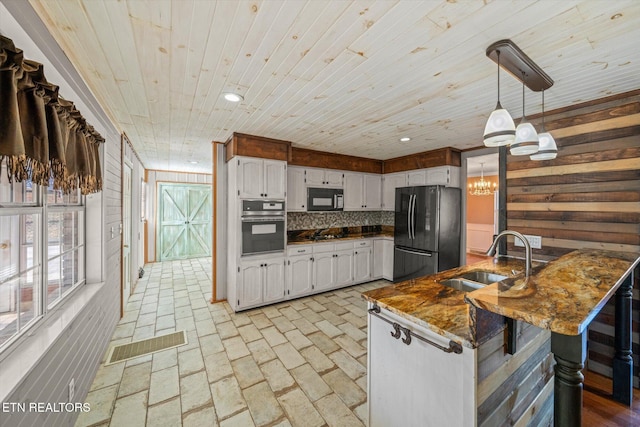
[190,161,199,164]
[399,137,411,142]
[223,92,244,102]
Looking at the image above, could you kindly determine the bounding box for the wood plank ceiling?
[27,0,640,172]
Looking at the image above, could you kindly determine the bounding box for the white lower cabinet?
[354,247,372,283]
[286,255,314,298]
[238,260,263,308]
[312,249,353,290]
[368,304,476,427]
[382,239,394,280]
[313,252,335,291]
[373,240,384,279]
[237,256,285,309]
[334,250,354,287]
[264,258,286,303]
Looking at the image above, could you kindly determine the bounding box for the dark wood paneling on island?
[505,90,640,386]
[477,324,553,426]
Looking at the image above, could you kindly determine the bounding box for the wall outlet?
[68,378,75,402]
[514,234,542,249]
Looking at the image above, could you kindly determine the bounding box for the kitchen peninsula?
[363,249,639,427]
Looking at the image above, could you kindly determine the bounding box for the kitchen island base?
[367,303,554,426]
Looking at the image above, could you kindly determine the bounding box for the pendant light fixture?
[530,90,558,160]
[483,50,516,147]
[510,71,539,155]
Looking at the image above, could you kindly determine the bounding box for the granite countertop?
[361,258,527,348]
[362,249,640,347]
[465,249,640,336]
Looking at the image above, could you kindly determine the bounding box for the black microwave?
[307,188,344,211]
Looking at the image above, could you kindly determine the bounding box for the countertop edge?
[362,295,478,349]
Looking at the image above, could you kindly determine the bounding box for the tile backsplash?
[287,211,394,230]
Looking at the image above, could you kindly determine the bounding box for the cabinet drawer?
[353,240,373,248]
[335,241,355,251]
[287,245,313,256]
[313,243,336,253]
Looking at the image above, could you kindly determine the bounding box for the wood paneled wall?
[290,147,383,173]
[225,133,291,162]
[224,132,460,174]
[383,147,461,173]
[505,90,640,384]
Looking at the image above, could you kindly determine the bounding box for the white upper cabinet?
[344,172,364,210]
[237,157,286,199]
[344,172,364,211]
[382,172,407,211]
[287,166,306,211]
[306,168,343,187]
[426,166,461,188]
[238,157,264,199]
[407,170,426,186]
[324,170,344,187]
[344,172,382,211]
[263,160,287,199]
[363,174,382,210]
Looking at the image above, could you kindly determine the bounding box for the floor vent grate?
[105,331,187,365]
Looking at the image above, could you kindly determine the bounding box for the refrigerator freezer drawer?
[393,246,438,282]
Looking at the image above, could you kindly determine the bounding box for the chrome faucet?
[486,230,532,278]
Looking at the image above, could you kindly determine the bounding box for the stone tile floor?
[75,258,389,427]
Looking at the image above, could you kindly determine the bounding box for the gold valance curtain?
[0,35,103,195]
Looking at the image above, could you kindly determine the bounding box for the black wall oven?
[241,200,285,255]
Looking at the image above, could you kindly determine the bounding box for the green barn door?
[157,183,211,261]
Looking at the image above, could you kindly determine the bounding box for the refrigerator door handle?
[407,194,413,240]
[411,194,416,240]
[410,194,416,240]
[396,247,433,257]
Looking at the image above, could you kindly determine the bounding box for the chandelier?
[468,163,496,196]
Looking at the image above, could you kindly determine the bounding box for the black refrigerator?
[393,185,461,282]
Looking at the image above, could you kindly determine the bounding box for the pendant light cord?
[541,90,546,129]
[521,71,526,120]
[496,51,501,103]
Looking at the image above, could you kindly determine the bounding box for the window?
[0,160,85,350]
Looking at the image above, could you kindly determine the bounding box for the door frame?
[122,158,133,303]
[460,147,502,265]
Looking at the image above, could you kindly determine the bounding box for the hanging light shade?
[530,90,557,160]
[483,50,515,147]
[510,72,539,155]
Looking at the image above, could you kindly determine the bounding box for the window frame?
[0,170,86,354]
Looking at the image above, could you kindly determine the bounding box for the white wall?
[0,2,121,425]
